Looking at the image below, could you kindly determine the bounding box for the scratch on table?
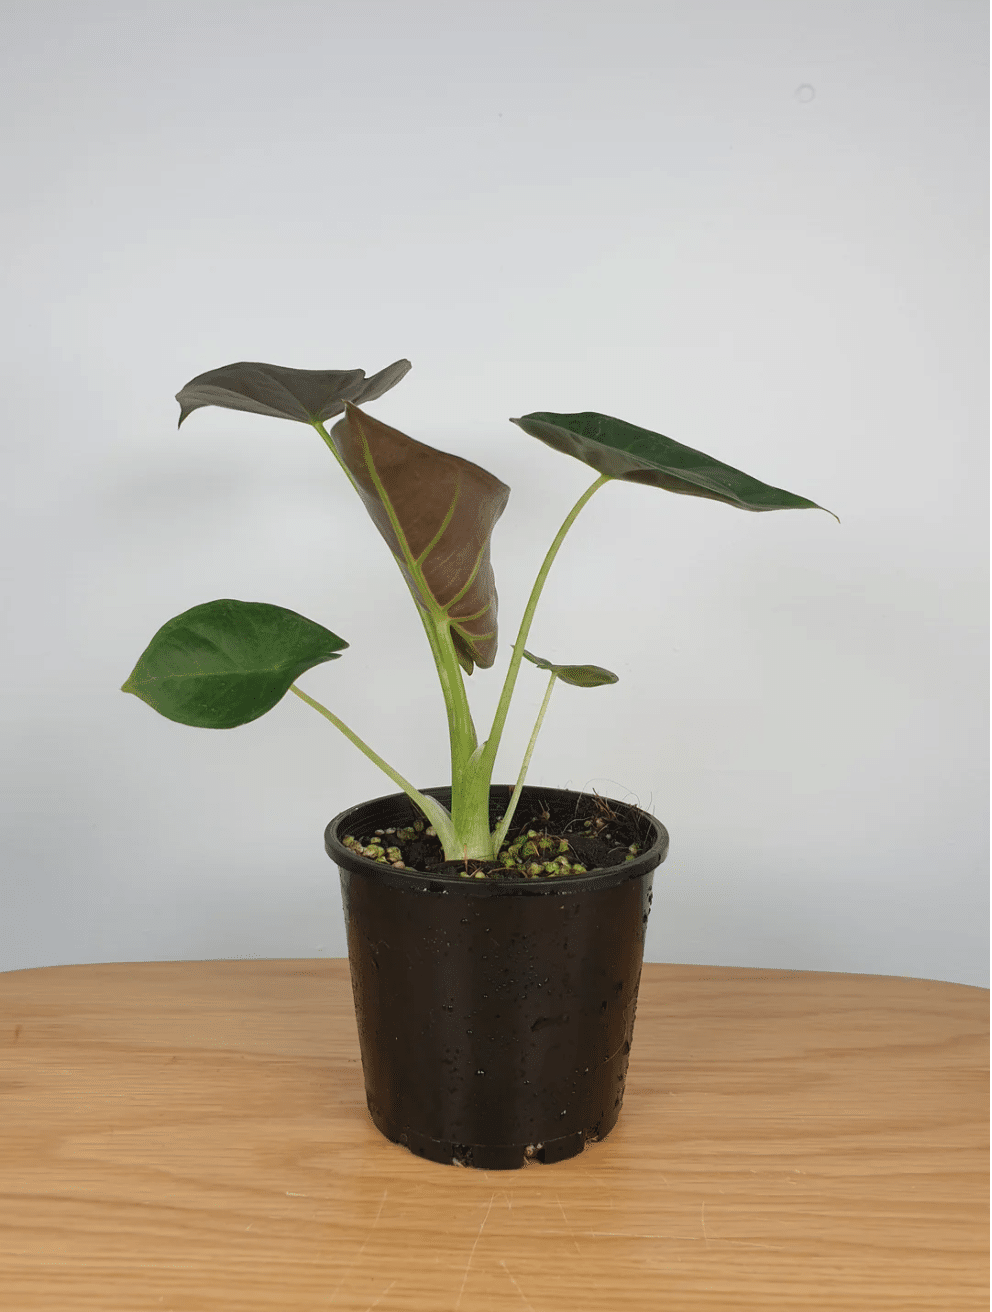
[499,1260,538,1312]
[327,1188,389,1306]
[586,1231,784,1250]
[720,1241,786,1250]
[454,1192,496,1311]
[556,1195,582,1254]
[588,1232,673,1239]
[363,1279,397,1311]
[701,1203,710,1248]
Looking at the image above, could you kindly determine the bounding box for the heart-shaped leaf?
[175,358,411,428]
[522,649,619,688]
[330,403,510,673]
[511,411,838,520]
[121,599,348,728]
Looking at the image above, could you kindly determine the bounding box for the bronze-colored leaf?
[330,403,510,673]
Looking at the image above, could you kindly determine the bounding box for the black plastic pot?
[325,784,669,1170]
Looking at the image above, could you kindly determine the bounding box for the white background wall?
[1,0,987,986]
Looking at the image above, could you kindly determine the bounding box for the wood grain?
[0,960,987,1311]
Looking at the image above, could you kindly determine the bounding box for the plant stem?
[477,473,612,789]
[311,414,480,846]
[332,414,481,789]
[415,593,479,766]
[490,670,558,853]
[287,684,458,845]
[311,419,361,493]
[398,578,482,849]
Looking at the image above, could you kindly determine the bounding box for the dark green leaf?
[121,599,348,728]
[330,403,510,673]
[511,412,838,521]
[522,649,619,688]
[176,359,411,428]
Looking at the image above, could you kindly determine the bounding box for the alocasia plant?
[122,358,837,862]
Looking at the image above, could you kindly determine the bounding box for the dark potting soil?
[342,789,655,881]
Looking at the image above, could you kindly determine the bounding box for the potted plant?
[122,356,836,1170]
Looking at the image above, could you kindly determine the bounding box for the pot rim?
[325,783,668,897]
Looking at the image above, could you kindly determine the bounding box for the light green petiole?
[311,418,361,493]
[490,669,558,854]
[475,473,613,794]
[287,684,458,849]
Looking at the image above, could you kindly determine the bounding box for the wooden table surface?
[1,959,987,1312]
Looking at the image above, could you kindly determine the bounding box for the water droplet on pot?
[476,1069,485,1076]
